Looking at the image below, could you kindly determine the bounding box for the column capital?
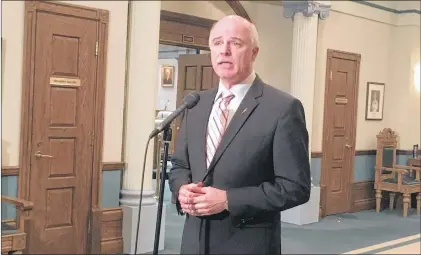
[283,1,331,20]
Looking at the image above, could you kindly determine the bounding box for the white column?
[120,1,165,254]
[280,0,330,225]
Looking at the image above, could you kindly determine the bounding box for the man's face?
[209,17,258,86]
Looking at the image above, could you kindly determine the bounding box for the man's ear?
[252,47,259,61]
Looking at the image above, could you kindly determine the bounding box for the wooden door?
[176,54,219,106]
[26,9,98,254]
[321,50,361,216]
[172,54,218,152]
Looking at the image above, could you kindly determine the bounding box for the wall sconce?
[415,61,420,92]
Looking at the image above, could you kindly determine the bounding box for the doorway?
[152,10,219,178]
[153,42,216,176]
[320,49,361,216]
[19,1,108,253]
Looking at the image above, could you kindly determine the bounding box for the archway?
[226,0,251,21]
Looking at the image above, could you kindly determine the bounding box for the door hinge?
[88,219,91,234]
[95,42,99,56]
[330,71,333,81]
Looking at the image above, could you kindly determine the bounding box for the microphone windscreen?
[184,92,200,109]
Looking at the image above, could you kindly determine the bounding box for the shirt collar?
[215,71,256,100]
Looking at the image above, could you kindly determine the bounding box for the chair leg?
[417,193,420,215]
[376,189,382,213]
[403,193,410,217]
[389,192,395,209]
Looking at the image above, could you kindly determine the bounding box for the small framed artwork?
[161,65,174,87]
[365,82,385,120]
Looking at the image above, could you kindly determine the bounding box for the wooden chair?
[1,196,33,254]
[374,128,421,217]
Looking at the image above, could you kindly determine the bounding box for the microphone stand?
[153,126,172,255]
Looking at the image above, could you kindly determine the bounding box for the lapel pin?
[241,108,248,115]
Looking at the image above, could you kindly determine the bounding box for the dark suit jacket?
[169,76,311,254]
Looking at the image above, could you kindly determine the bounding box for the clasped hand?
[178,182,227,216]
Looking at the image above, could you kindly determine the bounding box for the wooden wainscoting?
[350,181,390,212]
[351,181,376,212]
[92,207,123,254]
[100,208,123,254]
[2,163,125,254]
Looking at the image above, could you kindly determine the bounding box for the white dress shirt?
[212,71,256,124]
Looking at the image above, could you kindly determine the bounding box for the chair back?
[375,128,398,177]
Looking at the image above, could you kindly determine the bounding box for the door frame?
[319,49,361,217]
[18,1,108,252]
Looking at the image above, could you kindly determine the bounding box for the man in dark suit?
[169,15,311,254]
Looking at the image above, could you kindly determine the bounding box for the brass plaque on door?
[335,97,348,104]
[50,77,80,87]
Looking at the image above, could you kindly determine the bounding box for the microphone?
[149,92,200,138]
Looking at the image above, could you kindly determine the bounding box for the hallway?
[152,180,421,254]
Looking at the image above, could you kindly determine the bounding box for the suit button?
[241,219,245,223]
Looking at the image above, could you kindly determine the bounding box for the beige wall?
[240,1,293,92]
[2,0,419,167]
[161,0,235,20]
[312,2,420,152]
[1,1,128,165]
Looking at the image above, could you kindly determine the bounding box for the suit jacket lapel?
[206,77,264,173]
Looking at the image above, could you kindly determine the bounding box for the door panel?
[322,50,360,216]
[171,54,218,153]
[176,54,218,107]
[28,11,97,254]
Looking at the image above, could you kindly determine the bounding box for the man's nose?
[219,43,231,55]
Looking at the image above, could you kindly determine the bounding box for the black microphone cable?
[134,135,152,254]
[132,92,199,254]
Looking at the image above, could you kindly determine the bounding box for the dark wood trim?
[2,163,125,177]
[397,149,421,155]
[355,150,376,156]
[311,149,418,158]
[159,10,215,50]
[1,166,19,176]
[160,10,215,28]
[226,0,252,22]
[102,162,126,171]
[311,152,323,158]
[19,1,109,254]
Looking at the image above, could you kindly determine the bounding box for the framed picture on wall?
[161,65,174,87]
[365,82,385,120]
